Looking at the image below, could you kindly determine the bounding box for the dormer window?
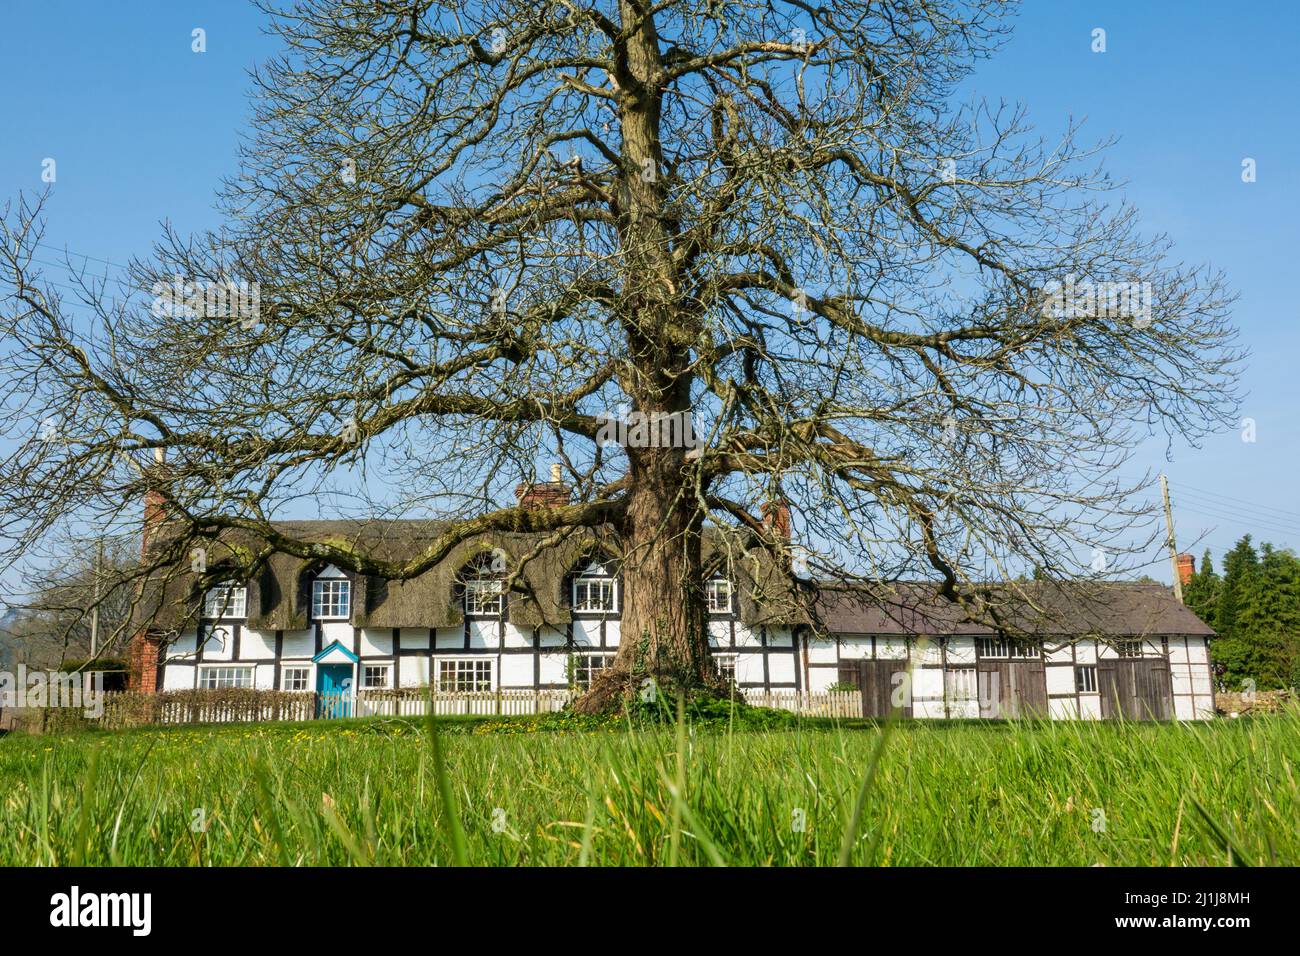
[573,560,617,613]
[464,579,503,616]
[705,576,732,614]
[312,566,351,620]
[462,580,501,616]
[461,552,506,617]
[203,582,247,619]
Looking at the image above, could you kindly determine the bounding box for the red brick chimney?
[131,448,168,693]
[141,448,168,557]
[761,500,792,540]
[516,464,571,510]
[128,632,162,694]
[1176,552,1195,587]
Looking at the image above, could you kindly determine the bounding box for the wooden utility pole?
[1160,474,1183,603]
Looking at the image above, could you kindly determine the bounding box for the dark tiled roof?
[812,581,1215,638]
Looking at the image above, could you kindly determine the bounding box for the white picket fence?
[357,688,576,717]
[72,686,865,729]
[360,688,862,719]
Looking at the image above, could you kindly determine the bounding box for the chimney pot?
[516,469,572,510]
[761,500,792,540]
[550,462,563,482]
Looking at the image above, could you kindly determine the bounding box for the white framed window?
[1115,640,1144,658]
[437,658,493,692]
[944,667,977,702]
[976,638,1040,659]
[282,666,311,692]
[713,654,737,684]
[572,561,617,613]
[706,578,733,614]
[570,653,613,689]
[198,665,254,689]
[202,582,247,619]
[1076,665,1098,693]
[312,577,351,619]
[361,664,391,690]
[464,579,503,616]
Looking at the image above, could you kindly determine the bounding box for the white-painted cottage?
[128,483,1216,720]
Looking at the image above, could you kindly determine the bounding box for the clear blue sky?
[1,1,1297,584]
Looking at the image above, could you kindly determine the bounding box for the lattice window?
[203,583,247,619]
[706,578,733,614]
[312,578,351,619]
[437,659,493,692]
[198,666,253,689]
[464,579,503,616]
[573,563,617,612]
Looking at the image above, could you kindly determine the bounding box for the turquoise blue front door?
[317,664,353,718]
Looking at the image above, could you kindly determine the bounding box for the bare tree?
[0,532,138,671]
[0,0,1241,710]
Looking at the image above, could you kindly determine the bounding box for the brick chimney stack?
[131,447,168,693]
[516,464,571,510]
[761,500,792,540]
[141,448,168,557]
[1176,552,1195,587]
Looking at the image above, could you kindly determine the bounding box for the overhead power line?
[32,241,129,271]
[1177,504,1300,541]
[1172,482,1300,523]
[1172,491,1300,533]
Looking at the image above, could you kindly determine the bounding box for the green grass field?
[0,709,1295,866]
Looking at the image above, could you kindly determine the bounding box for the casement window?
[312,575,351,620]
[198,665,253,689]
[976,638,1040,659]
[464,579,503,616]
[282,666,310,692]
[713,654,737,685]
[944,667,978,702]
[572,561,617,613]
[437,658,493,692]
[571,653,613,689]
[705,578,733,614]
[361,664,391,690]
[202,582,247,619]
[1076,665,1098,693]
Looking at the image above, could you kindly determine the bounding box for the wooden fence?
[7,686,863,732]
[357,688,576,717]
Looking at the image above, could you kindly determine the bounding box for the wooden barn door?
[976,662,1048,718]
[838,660,912,717]
[1098,659,1174,720]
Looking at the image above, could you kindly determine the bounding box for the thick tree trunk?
[572,445,719,712]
